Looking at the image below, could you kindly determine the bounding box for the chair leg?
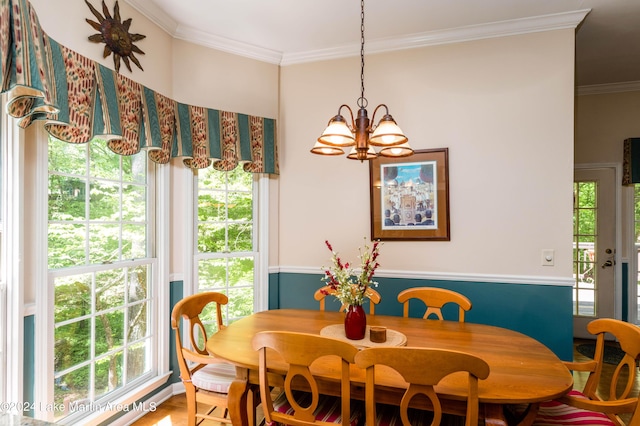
[185,385,197,426]
[247,385,260,426]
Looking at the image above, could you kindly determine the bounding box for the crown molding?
[124,0,179,35]
[282,9,591,65]
[174,26,284,64]
[122,3,590,66]
[577,81,640,96]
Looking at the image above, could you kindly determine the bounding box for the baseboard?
[110,386,175,425]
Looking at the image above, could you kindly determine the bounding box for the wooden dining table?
[205,309,573,426]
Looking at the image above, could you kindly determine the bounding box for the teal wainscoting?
[622,262,628,321]
[169,280,183,384]
[270,272,574,361]
[24,315,35,417]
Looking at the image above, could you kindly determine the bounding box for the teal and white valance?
[0,0,279,174]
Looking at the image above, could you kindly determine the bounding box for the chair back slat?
[252,331,360,426]
[397,287,471,322]
[584,319,640,403]
[172,291,228,356]
[170,291,251,425]
[537,318,640,426]
[355,346,489,426]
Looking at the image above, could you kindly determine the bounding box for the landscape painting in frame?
[369,148,450,241]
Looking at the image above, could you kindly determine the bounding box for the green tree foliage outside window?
[48,138,152,419]
[573,181,596,316]
[634,185,640,242]
[197,167,255,331]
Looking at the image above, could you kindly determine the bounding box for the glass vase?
[344,304,367,340]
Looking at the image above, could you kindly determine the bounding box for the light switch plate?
[542,249,554,266]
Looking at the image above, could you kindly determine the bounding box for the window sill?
[64,372,172,426]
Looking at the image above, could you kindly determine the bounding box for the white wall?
[576,91,640,165]
[279,29,576,278]
[171,39,278,119]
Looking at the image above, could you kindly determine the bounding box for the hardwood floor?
[130,392,268,426]
[131,339,640,425]
[130,393,192,426]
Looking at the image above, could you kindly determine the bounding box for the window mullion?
[90,272,97,403]
[256,174,269,312]
[224,173,230,253]
[85,145,91,265]
[119,156,124,262]
[126,265,132,386]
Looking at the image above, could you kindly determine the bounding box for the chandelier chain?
[311,0,411,161]
[358,0,367,109]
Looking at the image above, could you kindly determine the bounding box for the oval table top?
[206,308,573,405]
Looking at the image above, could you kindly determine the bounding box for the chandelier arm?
[337,104,357,131]
[369,104,390,130]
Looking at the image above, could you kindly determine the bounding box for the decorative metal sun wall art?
[85,0,146,73]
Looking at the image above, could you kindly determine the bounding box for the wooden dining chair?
[529,318,640,426]
[397,287,472,321]
[171,291,259,426]
[314,285,381,314]
[252,330,363,425]
[354,346,490,426]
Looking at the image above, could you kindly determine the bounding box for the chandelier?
[311,0,413,162]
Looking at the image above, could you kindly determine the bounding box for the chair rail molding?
[276,266,573,287]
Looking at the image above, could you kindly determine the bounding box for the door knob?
[602,260,614,268]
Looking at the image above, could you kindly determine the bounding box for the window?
[47,137,156,422]
[0,97,6,404]
[195,167,258,331]
[573,181,596,316]
[634,185,640,324]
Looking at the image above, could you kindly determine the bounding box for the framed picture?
[369,148,450,241]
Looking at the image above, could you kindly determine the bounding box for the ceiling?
[124,0,640,89]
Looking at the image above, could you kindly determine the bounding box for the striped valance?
[0,0,279,174]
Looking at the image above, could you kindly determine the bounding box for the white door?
[573,167,617,338]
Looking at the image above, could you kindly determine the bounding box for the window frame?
[1,94,25,407]
[0,95,6,405]
[34,126,171,424]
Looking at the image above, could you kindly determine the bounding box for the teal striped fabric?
[0,0,279,174]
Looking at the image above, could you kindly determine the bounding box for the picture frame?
[369,148,450,241]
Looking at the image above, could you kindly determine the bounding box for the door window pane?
[573,181,596,316]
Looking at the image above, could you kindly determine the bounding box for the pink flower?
[320,238,382,307]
